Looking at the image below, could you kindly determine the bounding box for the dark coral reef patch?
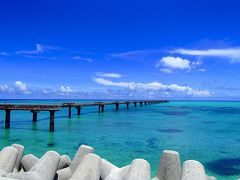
[206,157,240,176]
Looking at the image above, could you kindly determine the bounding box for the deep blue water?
[0,100,240,179]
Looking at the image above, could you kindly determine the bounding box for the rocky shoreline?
[0,144,216,180]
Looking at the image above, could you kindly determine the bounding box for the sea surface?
[0,100,240,179]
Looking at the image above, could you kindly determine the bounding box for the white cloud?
[172,47,240,62]
[0,81,30,95]
[0,84,13,93]
[191,60,202,67]
[42,90,51,94]
[93,77,212,97]
[73,56,93,62]
[93,78,129,88]
[14,81,31,94]
[0,84,8,92]
[16,44,67,59]
[198,68,206,72]
[187,89,212,97]
[156,56,204,73]
[42,86,75,96]
[41,88,56,94]
[23,55,57,60]
[159,69,172,74]
[0,52,9,56]
[96,72,123,78]
[157,56,191,70]
[59,86,73,93]
[17,44,44,55]
[110,50,152,59]
[109,49,162,61]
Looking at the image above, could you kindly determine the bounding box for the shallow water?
[0,100,240,179]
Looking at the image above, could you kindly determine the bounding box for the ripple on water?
[134,149,145,153]
[114,122,134,126]
[8,138,21,142]
[206,157,240,176]
[201,107,240,115]
[146,137,158,149]
[156,128,183,133]
[231,122,240,125]
[158,111,190,116]
[104,142,119,148]
[201,121,216,124]
[46,143,55,147]
[125,140,141,146]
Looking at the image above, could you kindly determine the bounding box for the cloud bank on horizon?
[1,42,240,99]
[172,47,240,63]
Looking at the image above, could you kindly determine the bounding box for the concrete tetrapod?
[21,154,39,172]
[6,151,60,180]
[0,170,6,177]
[101,158,151,180]
[125,159,151,180]
[0,146,18,173]
[21,154,71,172]
[56,144,94,180]
[0,144,217,180]
[69,153,101,180]
[101,158,130,180]
[58,155,72,170]
[180,160,216,180]
[153,150,181,180]
[11,144,24,172]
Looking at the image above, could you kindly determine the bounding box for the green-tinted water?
[0,100,240,179]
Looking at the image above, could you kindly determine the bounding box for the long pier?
[0,100,168,132]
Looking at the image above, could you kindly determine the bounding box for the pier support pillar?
[98,105,101,113]
[134,102,137,107]
[49,110,55,132]
[68,106,72,118]
[31,111,38,122]
[5,110,11,129]
[77,106,81,115]
[101,105,104,112]
[115,103,119,111]
[140,102,143,106]
[126,103,129,109]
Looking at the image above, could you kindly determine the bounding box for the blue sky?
[0,0,240,99]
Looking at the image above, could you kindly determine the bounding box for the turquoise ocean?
[0,100,240,179]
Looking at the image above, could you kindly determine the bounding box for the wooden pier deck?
[0,100,168,132]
